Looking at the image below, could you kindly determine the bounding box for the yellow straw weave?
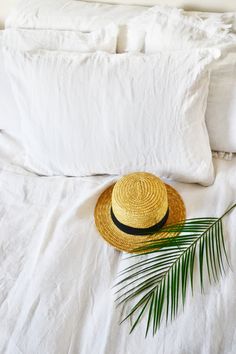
[112,172,168,229]
[95,173,186,253]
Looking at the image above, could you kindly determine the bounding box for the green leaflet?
[115,203,236,336]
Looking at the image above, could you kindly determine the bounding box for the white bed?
[0,132,236,354]
[0,1,236,353]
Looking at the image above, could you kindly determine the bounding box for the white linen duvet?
[0,133,236,354]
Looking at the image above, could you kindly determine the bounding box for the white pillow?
[121,6,182,52]
[3,25,118,53]
[0,31,19,131]
[145,8,235,52]
[4,47,220,185]
[1,25,118,132]
[206,51,236,152]
[5,0,146,53]
[122,6,236,53]
[141,9,236,153]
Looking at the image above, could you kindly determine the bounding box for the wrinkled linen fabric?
[3,48,218,185]
[5,0,146,53]
[124,5,236,52]
[5,0,145,31]
[144,10,235,52]
[0,133,236,354]
[206,51,236,153]
[4,1,236,153]
[0,31,19,131]
[2,25,118,53]
[4,0,236,52]
[141,7,236,154]
[0,25,118,132]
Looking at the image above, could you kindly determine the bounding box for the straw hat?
[95,172,186,253]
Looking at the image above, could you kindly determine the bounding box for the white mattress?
[0,132,236,354]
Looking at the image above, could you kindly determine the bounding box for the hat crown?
[112,172,168,229]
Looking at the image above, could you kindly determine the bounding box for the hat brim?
[95,182,186,253]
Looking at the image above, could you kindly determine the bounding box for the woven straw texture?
[95,174,186,253]
[112,173,168,229]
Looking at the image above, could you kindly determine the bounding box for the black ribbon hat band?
[111,208,169,236]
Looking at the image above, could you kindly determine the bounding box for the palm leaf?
[115,203,236,336]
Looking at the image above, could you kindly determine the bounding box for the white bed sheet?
[0,132,236,354]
